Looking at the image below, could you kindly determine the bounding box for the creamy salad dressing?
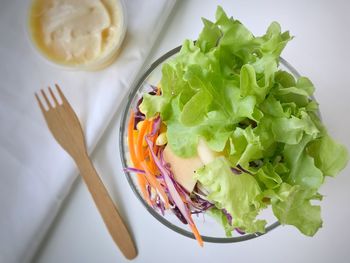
[29,0,124,68]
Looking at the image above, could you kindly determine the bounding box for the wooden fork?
[35,84,137,260]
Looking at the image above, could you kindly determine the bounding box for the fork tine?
[35,92,46,113]
[55,84,68,104]
[41,89,52,109]
[48,86,59,106]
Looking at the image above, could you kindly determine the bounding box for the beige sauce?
[29,0,124,68]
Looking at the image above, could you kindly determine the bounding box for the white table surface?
[33,1,350,262]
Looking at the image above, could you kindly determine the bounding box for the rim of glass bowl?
[119,45,302,243]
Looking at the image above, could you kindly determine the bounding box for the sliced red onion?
[161,163,194,224]
[160,150,192,196]
[146,136,194,225]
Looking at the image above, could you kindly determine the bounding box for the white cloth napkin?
[0,0,176,262]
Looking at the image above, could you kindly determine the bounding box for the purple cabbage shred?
[222,208,233,226]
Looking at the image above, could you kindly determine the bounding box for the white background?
[34,1,350,262]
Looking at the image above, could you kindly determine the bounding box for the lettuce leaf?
[272,112,319,145]
[284,135,324,190]
[165,96,199,157]
[271,183,322,236]
[195,157,267,233]
[139,93,168,119]
[227,126,264,168]
[307,135,349,177]
[256,162,284,190]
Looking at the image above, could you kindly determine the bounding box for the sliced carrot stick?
[189,222,203,247]
[180,194,188,204]
[128,111,139,167]
[137,176,152,206]
[145,116,161,174]
[136,119,150,161]
[143,148,149,160]
[144,152,158,175]
[141,161,170,209]
[138,118,158,175]
[148,150,158,175]
[127,111,151,205]
[136,120,156,175]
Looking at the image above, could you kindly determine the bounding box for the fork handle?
[75,153,137,260]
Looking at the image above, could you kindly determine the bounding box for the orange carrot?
[148,149,158,175]
[133,117,170,207]
[141,161,170,209]
[138,118,159,175]
[128,111,139,167]
[136,120,156,174]
[180,194,188,204]
[147,121,159,175]
[189,222,203,247]
[144,152,158,175]
[148,88,161,173]
[127,111,151,205]
[136,119,150,161]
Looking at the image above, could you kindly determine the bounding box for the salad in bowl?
[120,6,348,246]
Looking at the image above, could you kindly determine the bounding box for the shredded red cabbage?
[147,185,152,199]
[155,195,165,216]
[222,208,246,235]
[149,116,161,137]
[159,149,214,213]
[235,228,246,235]
[222,208,233,226]
[237,164,253,175]
[145,136,196,225]
[231,167,242,175]
[172,206,188,224]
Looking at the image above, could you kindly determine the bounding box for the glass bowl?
[119,45,302,243]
